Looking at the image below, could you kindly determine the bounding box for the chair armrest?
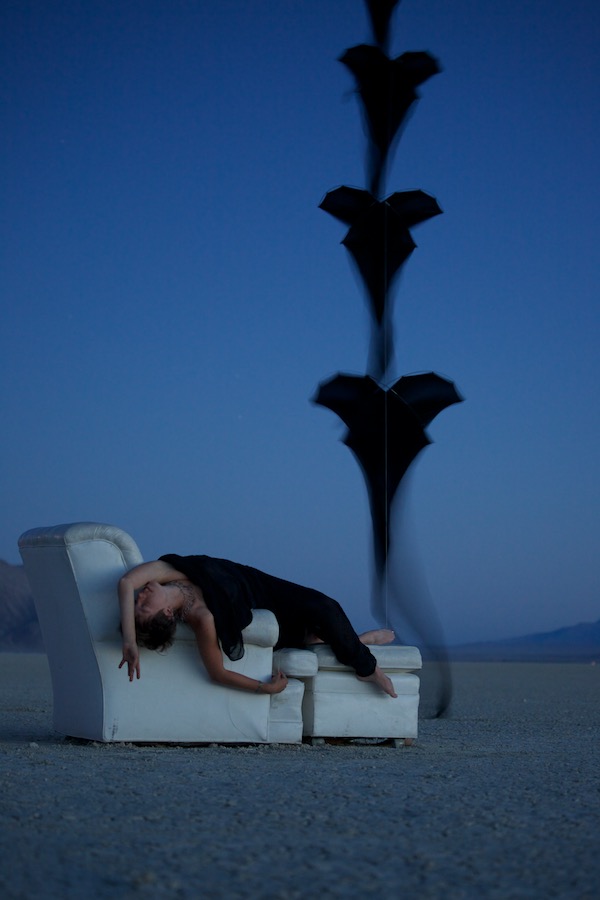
[241,609,279,648]
[272,648,319,677]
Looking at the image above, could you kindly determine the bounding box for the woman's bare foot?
[357,665,398,697]
[305,633,324,645]
[358,628,395,645]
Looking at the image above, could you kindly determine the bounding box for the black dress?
[159,554,377,677]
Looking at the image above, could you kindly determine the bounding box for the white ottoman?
[300,644,422,745]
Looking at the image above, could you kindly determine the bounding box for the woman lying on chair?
[118,553,397,697]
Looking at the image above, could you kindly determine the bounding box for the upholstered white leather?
[306,642,422,673]
[267,677,306,743]
[272,647,319,678]
[18,523,304,743]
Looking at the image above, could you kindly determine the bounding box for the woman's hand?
[262,671,288,694]
[119,642,140,681]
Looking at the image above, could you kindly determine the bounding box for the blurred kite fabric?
[340,45,440,196]
[319,187,442,377]
[313,373,463,573]
[313,0,463,715]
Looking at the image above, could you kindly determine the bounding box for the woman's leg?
[302,594,377,674]
[253,570,398,697]
[306,628,394,645]
[297,592,397,696]
[357,628,395,645]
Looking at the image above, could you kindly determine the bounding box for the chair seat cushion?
[306,643,422,672]
[272,648,319,677]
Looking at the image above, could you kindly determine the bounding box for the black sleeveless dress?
[159,554,376,677]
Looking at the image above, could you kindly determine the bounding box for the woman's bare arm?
[118,560,184,681]
[192,611,287,695]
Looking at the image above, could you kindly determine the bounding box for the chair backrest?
[19,522,280,651]
[19,522,144,647]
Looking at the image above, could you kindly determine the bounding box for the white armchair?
[18,523,309,743]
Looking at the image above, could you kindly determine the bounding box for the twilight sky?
[2,0,598,644]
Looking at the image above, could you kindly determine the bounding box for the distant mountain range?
[448,620,600,663]
[0,560,43,651]
[0,560,598,661]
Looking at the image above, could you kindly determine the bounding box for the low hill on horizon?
[449,619,600,663]
[0,560,43,651]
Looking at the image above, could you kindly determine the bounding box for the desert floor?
[1,654,599,899]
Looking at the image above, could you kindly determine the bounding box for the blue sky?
[1,0,598,644]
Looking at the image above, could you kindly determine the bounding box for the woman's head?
[135,609,177,651]
[134,581,182,651]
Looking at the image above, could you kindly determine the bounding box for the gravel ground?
[1,654,599,899]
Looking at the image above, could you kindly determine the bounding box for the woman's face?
[135,581,172,622]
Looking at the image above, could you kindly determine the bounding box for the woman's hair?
[135,610,177,652]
